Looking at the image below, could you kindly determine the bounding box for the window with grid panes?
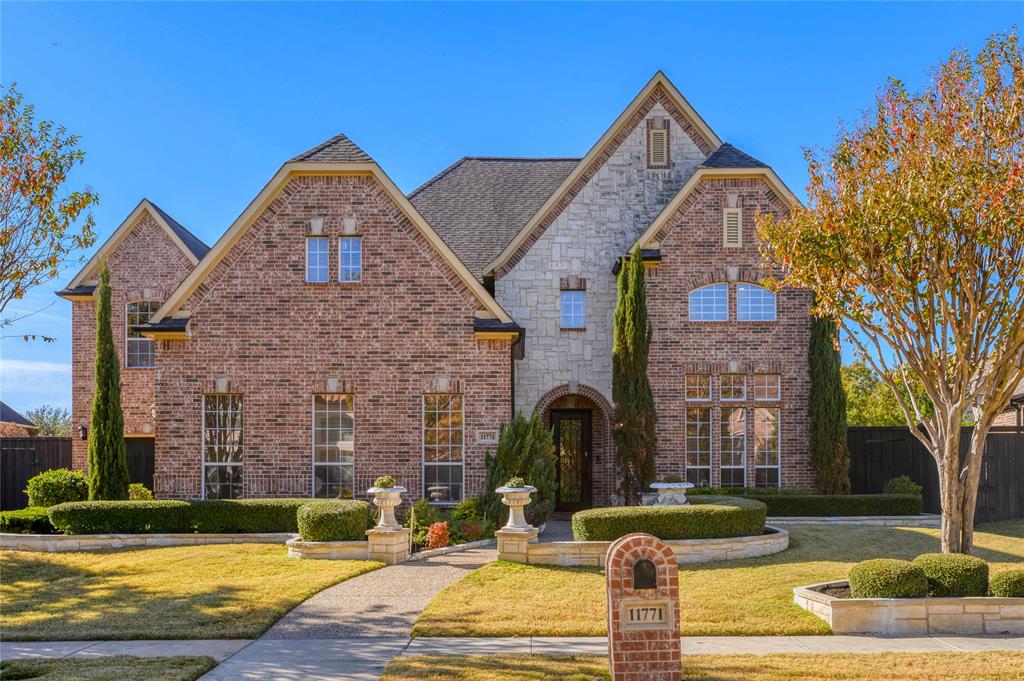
[720,407,746,487]
[754,407,780,487]
[423,393,463,502]
[126,301,160,368]
[720,374,746,401]
[685,374,711,401]
[313,394,354,499]
[203,394,243,499]
[685,407,711,486]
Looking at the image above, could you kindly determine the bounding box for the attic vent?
[723,208,742,248]
[647,119,669,169]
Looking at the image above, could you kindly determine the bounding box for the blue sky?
[1,2,1020,414]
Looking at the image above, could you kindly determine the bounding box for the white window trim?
[201,393,243,500]
[720,374,747,402]
[688,283,730,322]
[311,394,356,499]
[684,375,712,402]
[719,407,747,488]
[723,208,742,248]
[305,236,329,283]
[125,300,159,369]
[754,407,782,488]
[752,374,782,402]
[422,393,465,504]
[339,236,362,284]
[560,289,586,329]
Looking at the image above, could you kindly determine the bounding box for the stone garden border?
[794,580,1024,634]
[0,532,295,553]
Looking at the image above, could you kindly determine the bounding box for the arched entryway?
[536,385,614,510]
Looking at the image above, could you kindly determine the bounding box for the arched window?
[737,284,776,321]
[126,301,160,368]
[688,284,728,321]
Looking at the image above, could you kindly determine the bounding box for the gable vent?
[723,208,742,248]
[649,129,668,168]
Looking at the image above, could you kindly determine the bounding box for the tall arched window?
[126,301,160,368]
[688,283,728,321]
[737,284,776,321]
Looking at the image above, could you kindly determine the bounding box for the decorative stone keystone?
[649,481,694,506]
[368,485,407,529]
[495,484,539,561]
[365,484,410,564]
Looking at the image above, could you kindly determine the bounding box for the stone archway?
[535,384,615,509]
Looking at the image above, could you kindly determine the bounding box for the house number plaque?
[620,599,672,631]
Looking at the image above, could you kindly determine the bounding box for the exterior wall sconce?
[77,424,88,440]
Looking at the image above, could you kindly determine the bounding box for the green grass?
[413,519,1024,637]
[0,656,216,681]
[0,544,381,641]
[382,652,1024,681]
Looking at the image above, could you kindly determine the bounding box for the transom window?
[306,237,329,283]
[339,237,362,282]
[423,393,464,502]
[754,407,781,487]
[721,407,746,487]
[751,374,781,401]
[126,301,160,368]
[685,407,711,487]
[685,374,711,401]
[720,374,746,401]
[560,290,586,329]
[688,284,728,322]
[313,394,355,499]
[203,394,243,499]
[737,284,777,321]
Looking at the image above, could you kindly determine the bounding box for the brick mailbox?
[605,533,682,681]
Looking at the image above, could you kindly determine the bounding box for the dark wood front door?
[551,410,592,511]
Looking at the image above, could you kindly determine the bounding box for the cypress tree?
[612,249,658,504]
[477,411,556,525]
[808,314,850,494]
[87,262,130,500]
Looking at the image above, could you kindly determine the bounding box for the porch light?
[77,424,88,440]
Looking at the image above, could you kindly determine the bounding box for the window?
[125,301,160,368]
[754,407,780,487]
[423,393,464,502]
[685,374,711,401]
[720,374,746,401]
[723,208,742,247]
[685,407,711,486]
[688,284,728,321]
[737,284,777,321]
[313,394,354,499]
[721,408,746,487]
[648,127,668,168]
[306,237,329,283]
[751,374,781,401]
[203,394,243,499]
[560,290,586,329]
[339,237,362,282]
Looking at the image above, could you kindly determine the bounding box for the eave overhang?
[135,316,189,340]
[612,249,662,275]
[56,285,97,301]
[473,318,524,341]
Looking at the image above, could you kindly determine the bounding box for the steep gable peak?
[289,134,374,163]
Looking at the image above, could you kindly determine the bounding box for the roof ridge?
[407,157,469,199]
[289,134,373,163]
[290,134,348,162]
[408,156,582,200]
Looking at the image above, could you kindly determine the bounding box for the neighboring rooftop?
[701,142,767,169]
[409,157,580,277]
[0,401,36,429]
[290,134,374,163]
[149,202,210,261]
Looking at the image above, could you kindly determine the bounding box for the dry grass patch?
[0,655,216,681]
[382,652,1024,681]
[0,544,381,640]
[413,520,1024,637]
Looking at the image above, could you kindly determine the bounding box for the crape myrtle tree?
[758,31,1024,553]
[612,248,657,505]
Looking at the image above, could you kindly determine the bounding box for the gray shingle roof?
[148,202,210,261]
[290,134,373,163]
[0,401,36,428]
[409,157,580,277]
[702,143,767,169]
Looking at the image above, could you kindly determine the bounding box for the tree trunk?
[959,423,991,554]
[935,426,964,553]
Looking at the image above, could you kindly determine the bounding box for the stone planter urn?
[496,485,537,532]
[650,481,695,506]
[367,485,407,529]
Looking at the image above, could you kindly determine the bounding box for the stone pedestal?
[495,527,539,562]
[366,527,411,564]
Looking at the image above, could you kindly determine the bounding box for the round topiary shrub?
[25,468,88,507]
[989,569,1024,598]
[297,500,371,542]
[848,559,928,598]
[883,475,923,497]
[128,483,154,500]
[570,496,766,541]
[912,553,989,597]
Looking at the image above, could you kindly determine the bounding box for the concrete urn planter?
[367,486,407,529]
[496,485,537,532]
[650,481,695,505]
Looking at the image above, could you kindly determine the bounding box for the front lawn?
[413,520,1024,637]
[0,656,216,681]
[0,544,381,640]
[382,652,1024,680]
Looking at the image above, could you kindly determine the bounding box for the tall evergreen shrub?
[808,314,850,494]
[477,411,556,525]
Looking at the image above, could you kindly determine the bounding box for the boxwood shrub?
[47,498,311,535]
[912,553,989,597]
[0,507,55,534]
[691,488,922,516]
[571,496,766,541]
[848,559,928,598]
[297,500,371,542]
[25,468,88,507]
[989,569,1024,598]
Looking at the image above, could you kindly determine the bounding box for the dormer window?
[647,118,670,169]
[723,208,742,248]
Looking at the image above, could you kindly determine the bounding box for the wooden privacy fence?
[848,426,1024,524]
[0,437,155,510]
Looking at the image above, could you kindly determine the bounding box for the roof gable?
[290,134,373,163]
[702,143,767,169]
[0,401,36,429]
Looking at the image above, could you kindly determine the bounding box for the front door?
[551,410,592,511]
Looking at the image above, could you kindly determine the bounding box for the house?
[59,72,811,507]
[0,402,38,437]
[995,379,1024,427]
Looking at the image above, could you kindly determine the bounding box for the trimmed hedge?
[0,507,55,534]
[571,496,766,541]
[848,559,929,598]
[25,468,88,507]
[297,500,371,542]
[913,553,989,597]
[692,488,922,517]
[47,498,311,535]
[990,569,1024,598]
